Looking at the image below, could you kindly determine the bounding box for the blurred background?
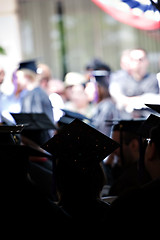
[0,0,160,93]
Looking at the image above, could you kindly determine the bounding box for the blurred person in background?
[0,69,28,124]
[90,70,120,137]
[62,72,94,119]
[18,60,54,145]
[109,48,159,119]
[19,60,54,123]
[37,63,52,92]
[63,71,87,104]
[64,82,94,119]
[84,58,120,136]
[0,65,6,122]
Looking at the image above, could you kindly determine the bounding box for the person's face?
[70,84,89,108]
[15,70,28,92]
[129,49,149,79]
[111,130,139,166]
[84,81,97,102]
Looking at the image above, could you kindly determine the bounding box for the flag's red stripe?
[92,0,160,30]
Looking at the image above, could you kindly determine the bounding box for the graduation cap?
[85,58,111,72]
[10,113,57,130]
[137,114,160,139]
[105,118,145,134]
[111,119,145,134]
[10,113,57,145]
[41,118,120,168]
[91,70,110,88]
[18,60,37,73]
[145,104,160,114]
[58,109,91,126]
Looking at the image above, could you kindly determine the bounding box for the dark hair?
[86,58,111,72]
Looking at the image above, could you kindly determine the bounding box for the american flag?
[91,0,160,30]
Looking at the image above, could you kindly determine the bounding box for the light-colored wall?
[0,0,22,94]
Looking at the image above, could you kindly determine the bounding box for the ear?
[147,142,156,162]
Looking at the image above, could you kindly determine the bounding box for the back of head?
[17,60,38,89]
[56,159,106,203]
[86,58,111,72]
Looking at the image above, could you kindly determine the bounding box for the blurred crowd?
[1,47,160,136]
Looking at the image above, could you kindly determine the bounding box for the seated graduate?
[107,110,160,236]
[41,118,120,231]
[103,119,151,196]
[16,60,55,145]
[89,69,121,137]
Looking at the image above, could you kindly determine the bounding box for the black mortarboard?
[137,114,160,139]
[18,60,37,73]
[111,119,145,134]
[145,104,160,114]
[41,118,120,168]
[58,109,91,126]
[10,113,57,130]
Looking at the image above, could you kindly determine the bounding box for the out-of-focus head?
[64,72,86,88]
[37,63,52,90]
[17,60,39,89]
[47,78,65,96]
[64,72,86,101]
[0,66,5,85]
[120,49,131,72]
[129,48,149,80]
[85,58,111,81]
[14,70,28,93]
